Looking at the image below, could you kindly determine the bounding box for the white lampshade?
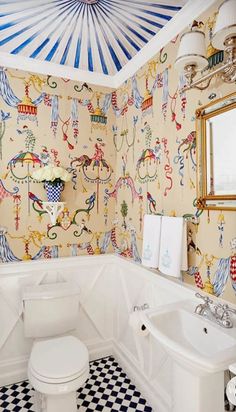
[175,30,208,72]
[212,0,236,50]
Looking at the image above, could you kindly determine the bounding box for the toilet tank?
[22,281,80,338]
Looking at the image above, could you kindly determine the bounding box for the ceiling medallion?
[79,0,99,4]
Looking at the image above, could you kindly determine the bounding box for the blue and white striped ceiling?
[0,0,187,76]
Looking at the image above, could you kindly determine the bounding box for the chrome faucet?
[194,293,236,328]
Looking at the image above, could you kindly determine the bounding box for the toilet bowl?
[22,282,89,412]
[28,336,89,412]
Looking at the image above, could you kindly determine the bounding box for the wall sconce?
[175,0,236,92]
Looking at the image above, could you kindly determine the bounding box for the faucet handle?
[222,304,236,315]
[214,303,223,314]
[195,292,213,305]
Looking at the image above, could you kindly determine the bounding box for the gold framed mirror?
[196,92,236,211]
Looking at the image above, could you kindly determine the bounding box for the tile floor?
[0,356,152,411]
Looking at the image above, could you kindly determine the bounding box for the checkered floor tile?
[0,356,152,411]
[0,380,34,412]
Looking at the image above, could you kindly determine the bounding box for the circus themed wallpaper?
[0,1,236,303]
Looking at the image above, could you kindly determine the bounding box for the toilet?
[22,281,89,412]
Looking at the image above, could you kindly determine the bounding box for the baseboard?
[87,339,113,362]
[112,340,171,412]
[0,355,28,387]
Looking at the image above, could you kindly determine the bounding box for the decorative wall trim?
[0,254,115,275]
[0,52,116,89]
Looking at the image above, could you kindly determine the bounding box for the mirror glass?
[196,93,236,210]
[206,108,236,196]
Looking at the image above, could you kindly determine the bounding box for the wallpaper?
[0,71,119,260]
[112,1,236,303]
[0,1,236,303]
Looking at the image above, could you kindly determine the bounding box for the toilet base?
[34,390,77,412]
[28,364,89,412]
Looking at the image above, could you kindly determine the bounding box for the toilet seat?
[29,363,89,384]
[29,335,89,384]
[28,363,89,397]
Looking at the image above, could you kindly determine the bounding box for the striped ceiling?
[0,0,187,76]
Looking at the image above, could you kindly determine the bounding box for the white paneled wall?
[0,254,196,412]
[112,259,193,412]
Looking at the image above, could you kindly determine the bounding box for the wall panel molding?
[0,255,196,411]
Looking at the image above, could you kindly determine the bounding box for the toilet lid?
[29,336,89,381]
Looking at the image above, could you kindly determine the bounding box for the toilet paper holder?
[133,303,149,311]
[130,303,149,335]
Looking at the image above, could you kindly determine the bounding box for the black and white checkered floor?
[0,356,152,411]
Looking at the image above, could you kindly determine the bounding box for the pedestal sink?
[141,300,236,412]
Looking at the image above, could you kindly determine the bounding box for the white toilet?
[22,281,89,412]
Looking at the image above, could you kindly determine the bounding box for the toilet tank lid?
[22,281,80,300]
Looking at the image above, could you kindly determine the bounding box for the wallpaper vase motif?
[44,181,64,202]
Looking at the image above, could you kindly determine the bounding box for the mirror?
[196,92,236,210]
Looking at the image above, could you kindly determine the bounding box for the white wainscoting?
[0,254,196,412]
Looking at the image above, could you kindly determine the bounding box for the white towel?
[159,216,185,278]
[142,214,162,268]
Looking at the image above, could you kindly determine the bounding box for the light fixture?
[175,0,236,92]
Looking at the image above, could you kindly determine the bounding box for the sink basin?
[141,300,236,412]
[141,300,236,375]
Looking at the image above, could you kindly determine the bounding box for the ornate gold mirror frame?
[196,92,236,211]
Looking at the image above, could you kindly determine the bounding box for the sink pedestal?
[172,362,224,412]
